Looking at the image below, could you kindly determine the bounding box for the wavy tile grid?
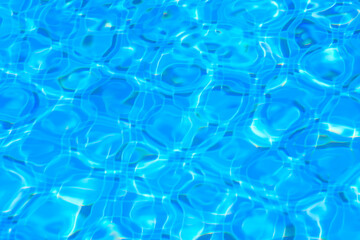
[1,0,360,239]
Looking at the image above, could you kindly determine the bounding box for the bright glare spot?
[324,48,340,61]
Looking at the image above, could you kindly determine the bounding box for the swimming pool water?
[1,0,360,239]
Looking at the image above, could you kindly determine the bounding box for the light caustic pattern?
[1,0,360,239]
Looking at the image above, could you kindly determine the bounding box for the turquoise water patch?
[1,0,360,239]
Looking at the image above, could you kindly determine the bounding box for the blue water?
[1,0,360,239]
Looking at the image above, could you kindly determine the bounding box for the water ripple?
[1,0,360,239]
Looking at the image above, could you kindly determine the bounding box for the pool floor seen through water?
[1,0,360,239]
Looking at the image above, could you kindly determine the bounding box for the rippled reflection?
[1,0,360,239]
